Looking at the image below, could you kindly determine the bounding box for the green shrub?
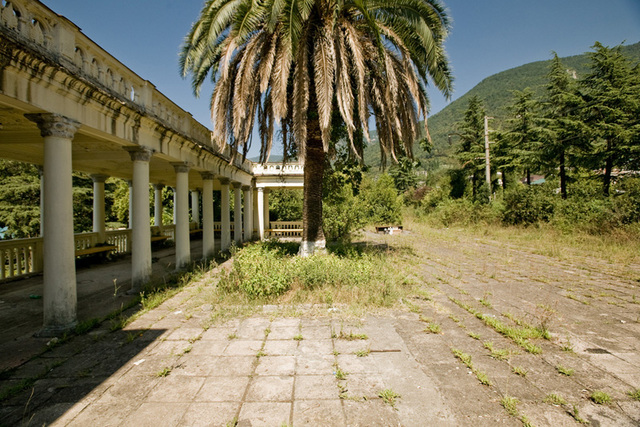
[502,183,556,226]
[323,184,366,242]
[219,243,292,298]
[361,174,403,225]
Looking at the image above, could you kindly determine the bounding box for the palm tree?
[180,0,453,255]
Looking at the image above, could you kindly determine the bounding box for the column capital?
[218,177,230,185]
[153,183,165,190]
[171,162,191,174]
[232,182,242,189]
[242,185,251,191]
[90,174,109,183]
[200,171,215,181]
[26,113,80,139]
[257,187,264,193]
[124,146,154,162]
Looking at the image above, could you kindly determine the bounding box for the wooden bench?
[151,235,170,243]
[375,225,403,234]
[267,228,303,236]
[75,245,117,257]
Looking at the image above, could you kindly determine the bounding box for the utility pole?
[483,116,492,186]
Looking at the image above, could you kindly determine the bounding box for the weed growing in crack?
[379,389,401,407]
[424,323,442,334]
[500,395,519,417]
[451,348,492,386]
[543,393,567,405]
[627,388,640,401]
[156,367,171,377]
[590,390,611,404]
[293,334,304,341]
[555,365,574,376]
[511,366,528,377]
[355,348,370,357]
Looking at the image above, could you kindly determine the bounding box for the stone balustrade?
[252,163,304,176]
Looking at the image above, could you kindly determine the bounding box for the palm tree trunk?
[299,118,326,256]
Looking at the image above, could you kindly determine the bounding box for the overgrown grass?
[212,240,412,312]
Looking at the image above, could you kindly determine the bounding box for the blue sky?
[42,0,640,156]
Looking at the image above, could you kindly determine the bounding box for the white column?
[191,190,200,227]
[127,180,133,229]
[201,172,215,259]
[172,162,191,268]
[252,182,259,240]
[38,166,44,236]
[264,188,270,236]
[125,147,154,292]
[26,113,80,336]
[172,187,177,224]
[233,182,242,244]
[243,185,252,242]
[257,187,265,240]
[153,184,164,227]
[219,177,231,251]
[91,174,108,243]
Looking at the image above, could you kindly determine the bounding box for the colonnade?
[24,113,274,336]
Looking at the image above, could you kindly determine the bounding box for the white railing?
[74,232,98,251]
[0,237,42,281]
[267,221,303,237]
[252,163,304,176]
[106,229,131,253]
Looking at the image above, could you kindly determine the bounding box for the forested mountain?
[363,41,640,173]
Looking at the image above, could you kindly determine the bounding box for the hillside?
[363,41,640,173]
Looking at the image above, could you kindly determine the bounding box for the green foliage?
[361,175,403,225]
[502,183,556,225]
[388,156,420,193]
[269,189,303,221]
[0,160,41,238]
[217,241,388,302]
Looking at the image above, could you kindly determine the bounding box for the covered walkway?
[0,236,208,372]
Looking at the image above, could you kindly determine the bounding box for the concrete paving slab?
[180,402,240,426]
[255,355,296,376]
[195,376,250,402]
[296,354,335,375]
[224,339,263,356]
[294,375,339,400]
[237,401,291,426]
[209,356,255,376]
[189,339,228,356]
[145,375,206,402]
[245,375,294,402]
[263,339,298,355]
[122,402,189,427]
[293,399,346,426]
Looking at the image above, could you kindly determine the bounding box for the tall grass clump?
[216,241,402,308]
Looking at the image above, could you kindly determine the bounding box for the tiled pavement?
[1,277,456,426]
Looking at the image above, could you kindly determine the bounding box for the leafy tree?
[455,96,486,198]
[180,0,452,255]
[361,174,403,225]
[269,189,303,221]
[541,53,586,199]
[0,160,41,238]
[496,88,544,186]
[388,156,421,193]
[581,42,640,196]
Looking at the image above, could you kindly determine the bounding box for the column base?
[35,321,78,338]
[298,239,327,257]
